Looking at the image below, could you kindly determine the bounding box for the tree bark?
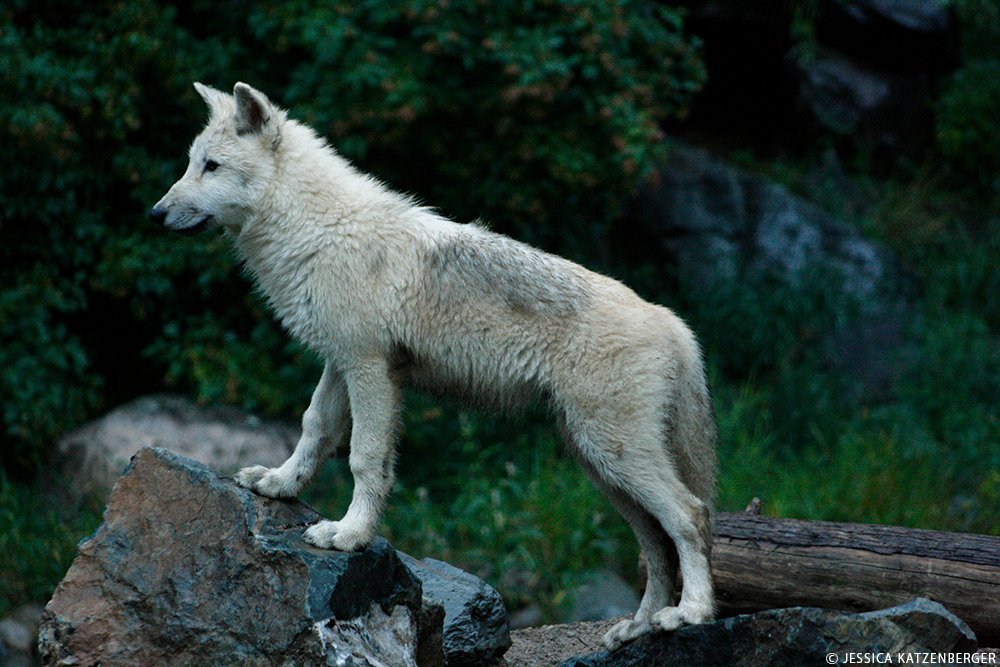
[711,513,1000,646]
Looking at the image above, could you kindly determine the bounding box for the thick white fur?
[152,83,719,649]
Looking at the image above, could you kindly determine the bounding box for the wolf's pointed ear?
[233,82,274,137]
[193,82,227,116]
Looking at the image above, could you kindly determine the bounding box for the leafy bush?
[0,0,216,472]
[933,0,1000,192]
[899,313,1000,476]
[0,472,103,616]
[935,60,1000,192]
[252,1,705,247]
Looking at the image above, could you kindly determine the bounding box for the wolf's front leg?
[304,358,400,552]
[235,363,349,498]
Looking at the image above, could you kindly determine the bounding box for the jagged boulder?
[562,598,978,667]
[401,555,511,666]
[38,447,508,666]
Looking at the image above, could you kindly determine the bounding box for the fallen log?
[711,512,1000,646]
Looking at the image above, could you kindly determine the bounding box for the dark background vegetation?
[1,0,997,620]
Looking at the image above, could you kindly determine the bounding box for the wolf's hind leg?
[567,410,714,649]
[235,363,349,498]
[577,457,679,651]
[304,358,400,551]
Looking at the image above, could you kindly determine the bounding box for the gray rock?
[10,603,44,632]
[561,598,977,667]
[832,0,952,34]
[798,48,893,135]
[401,554,511,666]
[0,617,34,654]
[57,394,298,499]
[861,597,977,651]
[415,597,447,667]
[636,140,900,298]
[38,447,434,667]
[315,603,420,667]
[566,570,640,624]
[797,47,936,153]
[0,603,44,666]
[509,605,544,630]
[822,0,957,69]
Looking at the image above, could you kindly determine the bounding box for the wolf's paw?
[303,519,373,552]
[650,602,713,633]
[234,465,299,499]
[602,617,652,651]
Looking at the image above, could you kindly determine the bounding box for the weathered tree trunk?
[711,512,1000,646]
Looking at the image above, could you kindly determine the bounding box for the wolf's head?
[149,82,284,235]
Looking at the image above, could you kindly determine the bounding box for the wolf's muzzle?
[148,206,168,227]
[148,208,211,235]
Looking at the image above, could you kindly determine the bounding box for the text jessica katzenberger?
[827,652,996,664]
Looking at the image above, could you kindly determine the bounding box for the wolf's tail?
[668,334,719,510]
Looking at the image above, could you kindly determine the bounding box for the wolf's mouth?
[176,215,213,236]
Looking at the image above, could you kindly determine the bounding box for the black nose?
[148,206,167,226]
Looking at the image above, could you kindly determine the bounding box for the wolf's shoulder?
[420,222,593,317]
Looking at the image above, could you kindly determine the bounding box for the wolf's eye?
[204,160,220,173]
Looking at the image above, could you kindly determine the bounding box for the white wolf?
[150,82,718,649]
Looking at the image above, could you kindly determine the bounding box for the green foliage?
[702,166,1000,536]
[0,473,103,616]
[0,0,232,470]
[248,0,705,250]
[684,267,856,380]
[0,277,102,470]
[935,1,1000,193]
[935,60,1000,192]
[899,313,1000,477]
[386,453,636,620]
[788,0,820,64]
[950,0,1000,60]
[715,360,997,535]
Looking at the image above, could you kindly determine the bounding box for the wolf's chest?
[264,274,321,342]
[242,246,326,343]
[246,241,384,356]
